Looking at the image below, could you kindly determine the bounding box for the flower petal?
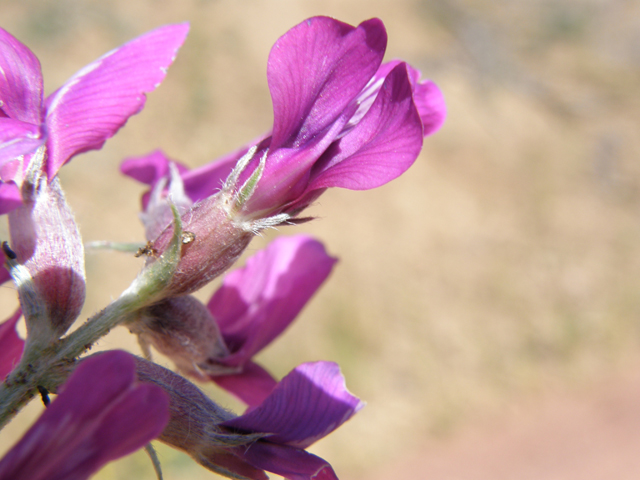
[268,17,386,150]
[44,23,189,178]
[0,180,22,214]
[306,62,423,191]
[197,450,269,480]
[0,27,44,124]
[0,118,43,166]
[234,442,338,480]
[207,235,336,365]
[0,309,24,379]
[211,361,277,408]
[180,146,247,202]
[222,361,363,449]
[120,149,188,186]
[120,149,189,211]
[404,63,446,136]
[0,350,169,480]
[121,146,241,210]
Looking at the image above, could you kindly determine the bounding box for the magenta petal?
[44,23,189,178]
[0,350,169,480]
[404,63,446,136]
[120,149,187,185]
[0,181,22,214]
[268,17,386,149]
[307,62,423,191]
[413,78,446,136]
[236,442,338,480]
[222,361,363,449]
[367,61,446,137]
[211,361,277,408]
[208,235,336,365]
[0,27,44,124]
[180,146,249,202]
[0,309,24,379]
[0,118,43,166]
[120,149,189,209]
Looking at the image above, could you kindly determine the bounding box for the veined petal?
[306,62,423,192]
[0,27,44,124]
[0,350,169,480]
[0,181,22,214]
[268,17,386,150]
[208,235,336,365]
[404,63,446,136]
[222,361,363,449]
[0,309,24,379]
[0,117,43,166]
[211,361,277,408]
[44,23,189,178]
[235,442,338,480]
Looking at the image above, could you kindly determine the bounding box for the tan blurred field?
[2,0,640,479]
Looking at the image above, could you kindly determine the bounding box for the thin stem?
[144,443,164,480]
[0,294,137,429]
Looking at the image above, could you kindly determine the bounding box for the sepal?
[128,295,231,380]
[7,172,85,343]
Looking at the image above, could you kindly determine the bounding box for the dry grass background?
[2,0,640,479]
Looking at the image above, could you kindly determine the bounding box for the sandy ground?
[357,362,640,480]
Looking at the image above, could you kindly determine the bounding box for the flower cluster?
[0,16,444,480]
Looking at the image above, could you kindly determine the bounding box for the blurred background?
[2,0,640,478]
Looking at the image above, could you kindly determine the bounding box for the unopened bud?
[129,295,233,380]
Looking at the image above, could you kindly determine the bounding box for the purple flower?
[136,357,362,480]
[0,309,23,379]
[119,16,444,298]
[219,361,364,480]
[0,23,190,212]
[207,235,337,405]
[0,350,170,480]
[130,235,337,407]
[122,16,445,222]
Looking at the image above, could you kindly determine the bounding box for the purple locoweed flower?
[0,350,170,480]
[121,16,445,296]
[123,17,445,220]
[136,357,363,480]
[0,23,189,211]
[0,309,24,380]
[130,234,337,406]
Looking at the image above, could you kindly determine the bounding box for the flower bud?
[7,174,85,342]
[128,295,232,380]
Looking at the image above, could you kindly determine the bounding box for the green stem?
[0,294,137,429]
